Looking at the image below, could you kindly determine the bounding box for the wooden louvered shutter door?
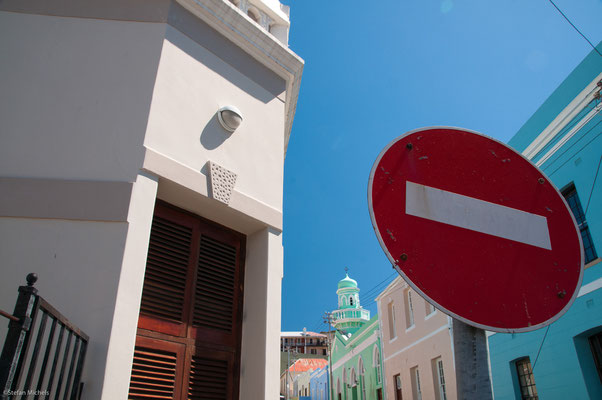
[131,202,245,400]
[184,346,235,400]
[186,219,244,400]
[189,225,244,349]
[138,205,198,337]
[128,336,185,400]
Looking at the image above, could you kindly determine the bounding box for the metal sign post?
[452,319,493,400]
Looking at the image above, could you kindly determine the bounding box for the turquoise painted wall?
[489,264,602,399]
[508,41,602,153]
[489,42,602,400]
[330,317,384,400]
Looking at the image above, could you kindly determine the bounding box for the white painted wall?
[0,173,158,400]
[239,227,284,399]
[1,5,291,399]
[0,11,165,183]
[144,25,286,211]
[101,173,159,399]
[0,217,128,399]
[0,14,166,397]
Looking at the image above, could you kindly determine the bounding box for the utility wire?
[362,272,398,300]
[547,0,602,57]
[543,124,602,177]
[532,325,551,371]
[584,155,602,216]
[537,102,598,161]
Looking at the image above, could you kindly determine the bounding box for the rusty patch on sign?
[386,229,397,241]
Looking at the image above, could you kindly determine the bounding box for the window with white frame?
[373,345,382,384]
[411,366,422,400]
[359,357,366,399]
[405,289,415,328]
[432,357,447,400]
[350,368,357,387]
[394,374,402,400]
[425,299,436,316]
[563,184,598,264]
[350,295,354,306]
[387,302,397,339]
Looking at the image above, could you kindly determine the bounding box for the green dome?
[338,274,358,289]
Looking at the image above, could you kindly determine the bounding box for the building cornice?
[382,324,448,362]
[522,72,602,162]
[345,319,378,347]
[176,0,304,154]
[337,287,360,295]
[333,317,370,327]
[331,331,378,372]
[142,147,283,233]
[374,276,405,301]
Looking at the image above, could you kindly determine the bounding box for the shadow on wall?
[166,2,285,103]
[200,113,231,150]
[574,326,602,400]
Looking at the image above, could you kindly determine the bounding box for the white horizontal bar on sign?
[405,181,552,250]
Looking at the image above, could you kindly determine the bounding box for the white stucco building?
[0,0,303,398]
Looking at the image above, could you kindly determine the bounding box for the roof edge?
[175,0,304,155]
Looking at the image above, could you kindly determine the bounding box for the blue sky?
[280,0,602,333]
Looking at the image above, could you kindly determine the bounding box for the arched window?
[358,357,366,399]
[337,378,341,394]
[373,345,382,384]
[349,295,354,306]
[350,368,357,387]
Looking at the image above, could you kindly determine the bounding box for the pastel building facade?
[281,330,329,356]
[376,276,457,400]
[294,370,312,398]
[488,42,602,400]
[310,366,330,400]
[0,0,303,399]
[281,358,329,399]
[331,316,385,400]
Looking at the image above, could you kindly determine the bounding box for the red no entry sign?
[368,127,583,332]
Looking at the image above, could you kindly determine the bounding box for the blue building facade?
[488,42,602,399]
[310,366,330,400]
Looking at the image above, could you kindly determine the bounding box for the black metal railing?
[0,274,88,400]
